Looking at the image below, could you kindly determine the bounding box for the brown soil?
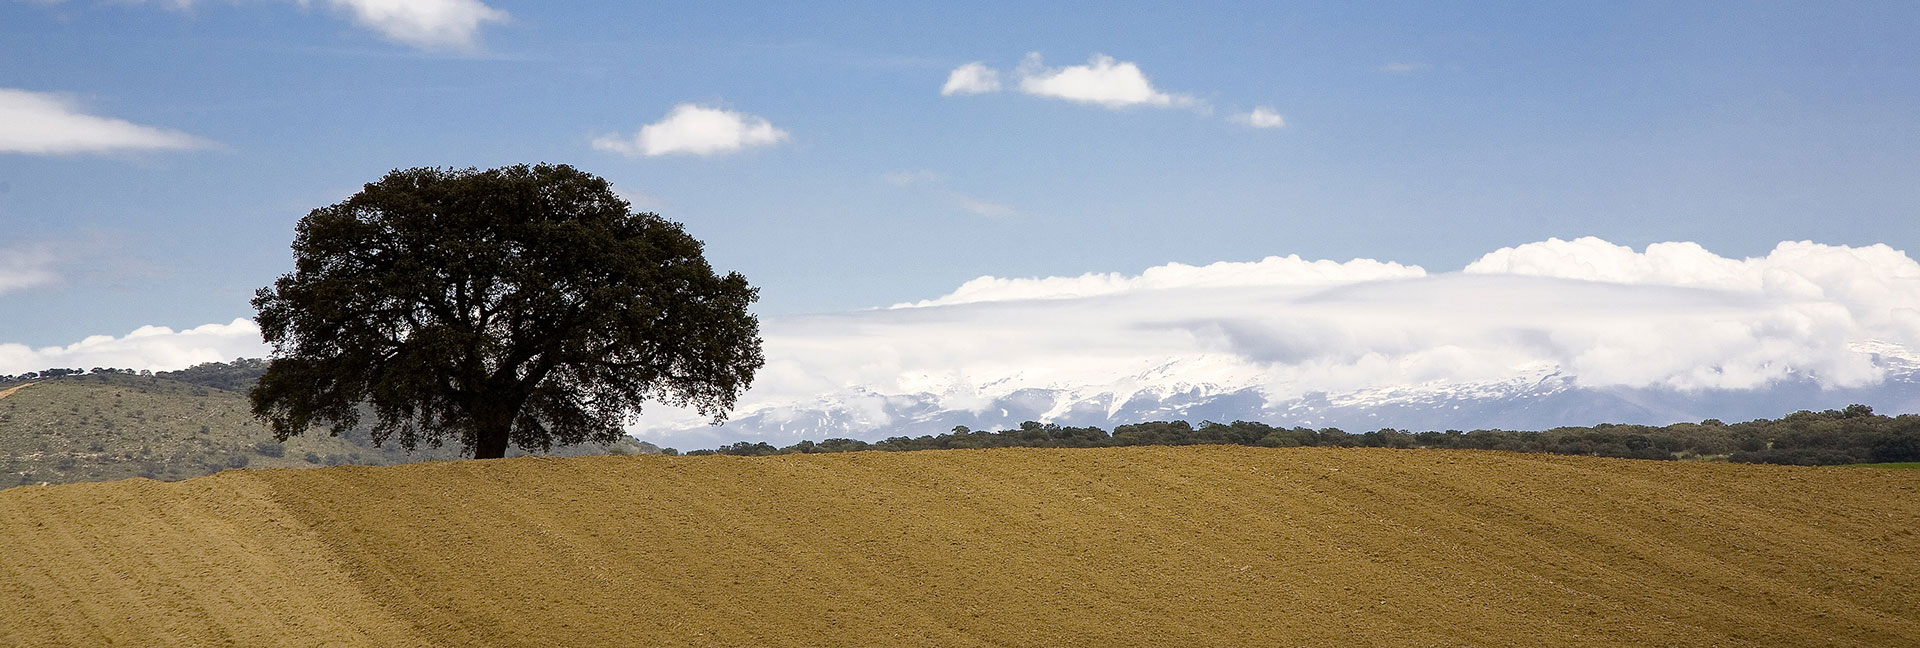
[1,446,1916,647]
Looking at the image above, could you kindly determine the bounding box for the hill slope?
[0,374,654,486]
[1,447,1916,647]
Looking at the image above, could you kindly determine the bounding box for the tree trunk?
[473,418,512,459]
[467,383,527,460]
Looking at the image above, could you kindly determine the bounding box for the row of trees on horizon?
[1,367,145,382]
[690,405,1920,467]
[12,359,1917,468]
[2,360,267,389]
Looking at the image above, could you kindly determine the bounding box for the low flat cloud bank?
[638,237,1920,432]
[0,319,268,376]
[892,255,1425,307]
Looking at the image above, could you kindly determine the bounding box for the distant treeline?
[154,358,269,393]
[691,404,1920,467]
[1,359,269,393]
[9,361,1916,467]
[1,367,145,382]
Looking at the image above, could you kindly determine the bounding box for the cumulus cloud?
[634,238,1920,432]
[943,53,1242,117]
[317,0,508,52]
[0,319,268,376]
[940,62,1001,96]
[1466,237,1920,349]
[1233,106,1286,129]
[0,88,212,156]
[0,245,59,294]
[593,104,789,158]
[1015,53,1200,110]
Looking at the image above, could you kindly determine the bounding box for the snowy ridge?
[1851,339,1920,374]
[640,342,1920,449]
[630,237,1920,449]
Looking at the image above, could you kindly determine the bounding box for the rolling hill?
[0,446,1914,647]
[0,373,656,487]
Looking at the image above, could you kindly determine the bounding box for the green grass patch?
[1844,462,1920,470]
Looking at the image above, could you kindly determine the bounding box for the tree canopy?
[250,164,764,459]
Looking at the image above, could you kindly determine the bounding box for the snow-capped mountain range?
[629,238,1920,450]
[644,340,1920,450]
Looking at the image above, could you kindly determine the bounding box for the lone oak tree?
[250,164,764,459]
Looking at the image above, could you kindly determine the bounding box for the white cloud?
[25,0,506,52]
[1015,53,1200,110]
[0,245,58,295]
[593,104,789,158]
[895,255,1426,307]
[0,88,212,156]
[27,239,1915,446]
[940,62,1002,96]
[0,319,268,376]
[1379,61,1431,74]
[1233,106,1286,129]
[1465,237,1920,345]
[634,238,1920,431]
[317,0,508,52]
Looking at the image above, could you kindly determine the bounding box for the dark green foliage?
[0,368,86,382]
[156,359,269,393]
[251,164,765,459]
[695,406,1920,466]
[1725,406,1920,465]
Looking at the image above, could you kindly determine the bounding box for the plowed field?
[1,446,1915,647]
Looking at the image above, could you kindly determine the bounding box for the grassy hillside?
[0,446,1915,647]
[0,374,655,486]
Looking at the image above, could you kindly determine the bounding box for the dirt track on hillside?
[1,446,1916,647]
[0,382,32,401]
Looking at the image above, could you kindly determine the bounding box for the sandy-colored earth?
[0,382,32,401]
[0,446,1916,647]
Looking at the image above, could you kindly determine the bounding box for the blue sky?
[3,0,1918,354]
